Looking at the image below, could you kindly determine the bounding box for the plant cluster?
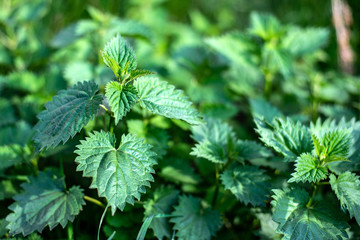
[0,1,360,240]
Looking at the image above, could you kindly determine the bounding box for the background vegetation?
[0,0,359,239]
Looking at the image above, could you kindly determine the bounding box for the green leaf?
[129,69,155,82]
[249,98,282,123]
[75,131,157,214]
[321,130,351,160]
[105,82,139,124]
[102,34,137,77]
[106,19,153,43]
[170,195,222,240]
[235,140,272,160]
[262,46,293,77]
[272,188,349,240]
[6,172,85,236]
[144,187,179,239]
[33,81,103,150]
[0,144,23,170]
[330,172,360,226]
[248,12,283,41]
[288,153,328,183]
[63,61,94,86]
[221,164,270,207]
[255,117,313,161]
[282,27,329,57]
[191,118,236,163]
[134,77,202,125]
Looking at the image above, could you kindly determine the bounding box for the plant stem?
[84,195,106,208]
[306,184,318,207]
[109,115,115,134]
[97,205,109,240]
[212,164,220,207]
[67,222,74,240]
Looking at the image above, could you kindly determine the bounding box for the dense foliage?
[0,0,360,239]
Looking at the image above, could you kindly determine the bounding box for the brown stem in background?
[332,0,354,74]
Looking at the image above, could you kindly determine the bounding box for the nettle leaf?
[272,188,349,240]
[105,82,139,124]
[102,34,137,78]
[221,164,270,207]
[282,27,329,57]
[249,98,282,123]
[320,130,351,160]
[134,77,202,125]
[248,12,282,41]
[235,140,272,160]
[330,172,360,226]
[33,81,103,150]
[191,118,236,163]
[255,117,313,161]
[144,187,179,239]
[310,118,360,165]
[129,69,155,82]
[75,131,157,214]
[170,195,222,240]
[288,153,328,183]
[6,172,85,236]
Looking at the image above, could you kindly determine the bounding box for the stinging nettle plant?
[5,34,211,238]
[253,102,360,240]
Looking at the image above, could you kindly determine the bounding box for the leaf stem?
[97,205,109,240]
[212,164,220,207]
[306,184,318,207]
[67,222,74,240]
[109,115,115,134]
[84,195,106,208]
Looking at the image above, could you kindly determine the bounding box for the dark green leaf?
[6,172,85,236]
[33,81,103,150]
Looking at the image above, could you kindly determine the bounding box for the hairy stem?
[84,195,106,208]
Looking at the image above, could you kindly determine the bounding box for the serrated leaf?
[144,187,179,239]
[235,140,272,160]
[271,188,349,240]
[105,82,139,124]
[249,98,282,123]
[6,172,85,236]
[221,164,270,207]
[102,34,137,77]
[321,130,351,160]
[129,69,155,82]
[33,81,103,150]
[134,77,202,125]
[191,118,236,163]
[330,172,360,226]
[75,131,157,214]
[288,153,328,183]
[255,117,313,162]
[170,195,221,240]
